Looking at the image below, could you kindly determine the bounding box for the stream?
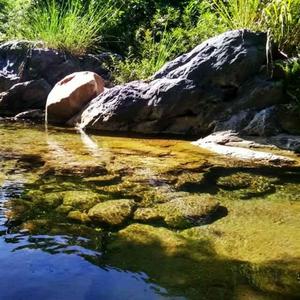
[0,122,299,300]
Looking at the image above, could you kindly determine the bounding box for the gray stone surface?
[74,30,284,136]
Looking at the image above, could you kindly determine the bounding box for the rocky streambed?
[0,122,300,299]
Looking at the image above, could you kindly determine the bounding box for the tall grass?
[211,0,261,30]
[210,0,300,54]
[6,0,119,55]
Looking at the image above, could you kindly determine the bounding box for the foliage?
[210,0,300,54]
[2,0,120,55]
[279,57,300,104]
[0,0,299,82]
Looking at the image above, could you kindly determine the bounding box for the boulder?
[0,40,112,117]
[88,199,136,226]
[14,109,45,121]
[0,79,51,116]
[73,30,284,136]
[193,131,295,165]
[46,71,105,124]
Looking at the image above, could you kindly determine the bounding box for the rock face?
[73,30,284,136]
[0,79,51,116]
[46,71,104,124]
[0,40,111,117]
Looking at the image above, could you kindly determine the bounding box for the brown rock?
[46,71,104,124]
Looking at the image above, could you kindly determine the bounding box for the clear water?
[0,122,299,300]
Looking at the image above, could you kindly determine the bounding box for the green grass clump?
[211,0,300,54]
[3,0,119,55]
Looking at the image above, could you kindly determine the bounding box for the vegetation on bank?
[0,0,299,84]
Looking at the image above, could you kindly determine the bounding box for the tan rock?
[46,71,104,124]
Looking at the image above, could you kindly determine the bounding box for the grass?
[4,0,119,55]
[211,0,300,54]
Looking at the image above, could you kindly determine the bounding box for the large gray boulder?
[0,40,112,117]
[72,30,284,136]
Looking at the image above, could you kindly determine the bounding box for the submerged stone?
[67,210,91,223]
[62,191,103,211]
[134,195,219,229]
[88,199,136,226]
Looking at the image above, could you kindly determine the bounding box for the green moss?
[67,210,91,223]
[88,199,137,226]
[62,191,103,211]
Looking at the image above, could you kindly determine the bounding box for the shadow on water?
[177,165,300,200]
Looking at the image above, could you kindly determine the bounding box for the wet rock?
[0,79,51,116]
[73,30,283,136]
[134,195,219,229]
[277,103,300,135]
[88,199,136,226]
[268,134,300,153]
[133,207,163,223]
[46,71,105,124]
[193,131,295,165]
[14,109,45,122]
[217,172,278,199]
[67,210,91,223]
[63,191,102,211]
[242,106,281,136]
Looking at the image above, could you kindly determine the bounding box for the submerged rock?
[134,195,219,229]
[62,190,103,211]
[73,30,283,137]
[46,71,105,124]
[88,199,136,226]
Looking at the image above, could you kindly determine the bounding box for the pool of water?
[0,122,299,300]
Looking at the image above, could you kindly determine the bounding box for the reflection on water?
[0,122,300,300]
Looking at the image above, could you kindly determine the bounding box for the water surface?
[0,122,299,300]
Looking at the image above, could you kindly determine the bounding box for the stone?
[242,106,281,136]
[14,109,45,121]
[0,40,112,117]
[73,30,284,136]
[193,131,295,165]
[277,104,300,135]
[0,79,51,116]
[67,211,91,223]
[88,199,136,226]
[62,191,102,211]
[134,195,219,229]
[46,71,104,124]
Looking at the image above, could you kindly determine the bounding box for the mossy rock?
[135,195,219,229]
[62,191,103,211]
[24,190,64,208]
[88,199,136,226]
[217,172,278,199]
[133,207,164,223]
[67,210,91,223]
